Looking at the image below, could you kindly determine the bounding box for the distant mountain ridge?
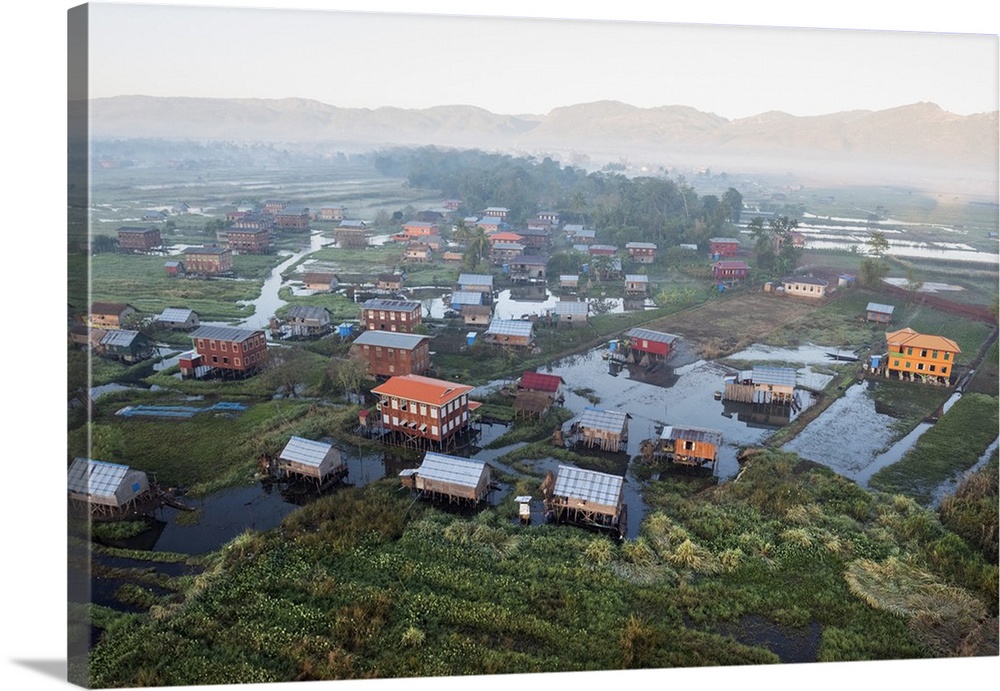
[86,95,998,190]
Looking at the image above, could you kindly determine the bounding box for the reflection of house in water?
[721,399,793,428]
[509,283,549,302]
[722,366,797,405]
[610,360,678,389]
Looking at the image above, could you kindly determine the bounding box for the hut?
[98,329,154,363]
[484,319,534,348]
[723,366,797,404]
[552,300,588,327]
[450,290,484,311]
[624,327,679,363]
[575,407,630,452]
[276,437,347,487]
[624,274,649,295]
[67,457,151,517]
[559,274,580,290]
[282,305,332,337]
[302,271,340,292]
[460,304,493,326]
[513,390,553,419]
[399,452,492,505]
[657,425,723,473]
[866,302,895,324]
[154,307,200,330]
[541,465,626,537]
[456,273,494,295]
[518,371,565,400]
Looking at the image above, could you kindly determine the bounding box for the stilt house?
[399,452,492,504]
[68,457,150,517]
[575,407,630,452]
[277,437,347,487]
[541,465,626,537]
[657,425,723,472]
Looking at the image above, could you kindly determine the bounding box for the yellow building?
[885,327,961,384]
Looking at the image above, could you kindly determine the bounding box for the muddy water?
[783,381,964,488]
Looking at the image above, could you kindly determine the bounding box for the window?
[212,355,218,363]
[221,341,227,352]
[431,426,438,436]
[905,361,911,368]
[684,440,695,450]
[929,365,936,372]
[197,339,205,349]
[223,357,229,364]
[235,358,241,367]
[419,405,427,416]
[944,352,951,361]
[391,399,398,410]
[907,348,913,355]
[932,350,938,359]
[917,363,924,371]
[920,350,927,358]
[893,359,900,367]
[941,367,948,374]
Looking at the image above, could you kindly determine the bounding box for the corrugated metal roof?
[625,327,679,344]
[624,274,649,282]
[709,237,740,243]
[279,437,335,468]
[352,330,429,349]
[554,301,588,315]
[552,465,624,507]
[625,242,657,249]
[450,291,483,306]
[751,366,798,387]
[867,302,895,314]
[486,319,534,337]
[458,273,493,287]
[509,254,546,265]
[660,425,723,446]
[782,275,829,286]
[285,305,330,320]
[361,298,421,312]
[578,407,629,433]
[491,242,525,251]
[190,325,262,342]
[183,245,229,255]
[68,458,131,498]
[100,330,143,347]
[156,307,195,322]
[559,274,579,282]
[412,452,487,489]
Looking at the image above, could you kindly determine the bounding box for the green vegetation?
[868,393,999,504]
[939,450,999,563]
[86,451,997,686]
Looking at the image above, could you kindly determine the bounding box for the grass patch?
[868,393,1000,504]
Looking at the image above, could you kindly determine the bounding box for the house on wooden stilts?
[68,457,151,518]
[276,437,348,489]
[541,465,626,538]
[655,425,723,473]
[573,407,630,452]
[723,366,797,405]
[400,452,493,505]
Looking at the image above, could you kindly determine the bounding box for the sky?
[2,3,998,691]
[81,1,1000,120]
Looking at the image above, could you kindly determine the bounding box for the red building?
[117,226,161,252]
[182,246,233,275]
[625,327,680,360]
[350,330,431,377]
[182,325,268,378]
[625,242,657,263]
[371,374,479,449]
[712,260,750,282]
[361,298,422,333]
[709,237,740,258]
[226,227,271,254]
[274,205,311,231]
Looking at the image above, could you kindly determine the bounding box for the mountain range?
[86,96,998,193]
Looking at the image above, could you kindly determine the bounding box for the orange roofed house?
[884,327,961,385]
[371,374,480,450]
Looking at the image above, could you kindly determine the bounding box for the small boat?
[713,391,723,400]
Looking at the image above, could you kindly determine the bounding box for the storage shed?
[723,366,797,404]
[277,437,347,487]
[866,302,895,324]
[541,465,626,537]
[400,452,492,504]
[552,300,588,326]
[68,457,150,517]
[625,327,680,363]
[484,318,534,347]
[574,407,630,452]
[657,425,723,472]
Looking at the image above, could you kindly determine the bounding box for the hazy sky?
[84,1,999,120]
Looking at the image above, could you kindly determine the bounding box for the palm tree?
[463,225,490,270]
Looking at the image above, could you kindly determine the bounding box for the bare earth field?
[642,291,824,357]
